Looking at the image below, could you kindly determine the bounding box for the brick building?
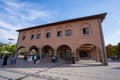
[16,13,108,65]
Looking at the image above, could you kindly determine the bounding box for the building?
[16,13,108,65]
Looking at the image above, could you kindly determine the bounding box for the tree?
[0,44,16,55]
[116,42,120,58]
[106,44,117,58]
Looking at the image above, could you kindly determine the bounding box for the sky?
[0,0,120,45]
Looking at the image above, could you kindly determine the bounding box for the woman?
[2,53,9,66]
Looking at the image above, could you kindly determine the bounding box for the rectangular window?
[66,30,72,36]
[46,32,50,38]
[31,35,35,40]
[57,31,62,37]
[83,28,89,34]
[37,34,41,39]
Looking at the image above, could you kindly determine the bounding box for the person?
[24,54,27,61]
[10,55,14,64]
[55,56,58,63]
[36,54,40,64]
[51,56,55,63]
[13,54,17,64]
[33,54,37,64]
[2,53,9,66]
[0,54,3,58]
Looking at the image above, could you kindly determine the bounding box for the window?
[31,35,35,40]
[37,34,41,39]
[23,36,25,40]
[46,32,50,38]
[66,30,72,36]
[57,31,62,37]
[83,28,89,34]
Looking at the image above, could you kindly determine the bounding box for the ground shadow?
[0,58,104,68]
[111,67,120,70]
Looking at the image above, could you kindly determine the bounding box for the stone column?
[39,47,42,61]
[76,49,80,61]
[98,17,108,65]
[96,48,100,62]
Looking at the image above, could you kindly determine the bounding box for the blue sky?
[0,0,120,45]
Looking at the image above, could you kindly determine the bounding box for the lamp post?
[8,38,14,45]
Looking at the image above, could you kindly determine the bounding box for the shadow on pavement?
[0,58,104,68]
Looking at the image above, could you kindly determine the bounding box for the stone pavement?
[0,58,120,80]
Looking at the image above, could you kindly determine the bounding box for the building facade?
[16,13,108,65]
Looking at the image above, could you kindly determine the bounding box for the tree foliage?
[18,48,25,55]
[106,42,120,58]
[0,44,16,55]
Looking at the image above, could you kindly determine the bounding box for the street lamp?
[8,38,14,44]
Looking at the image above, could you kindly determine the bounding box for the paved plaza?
[0,58,120,80]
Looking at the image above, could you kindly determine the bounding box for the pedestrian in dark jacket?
[2,54,9,66]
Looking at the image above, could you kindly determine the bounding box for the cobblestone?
[0,58,120,80]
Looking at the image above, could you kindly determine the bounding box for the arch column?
[96,48,100,62]
[54,49,57,57]
[76,49,80,61]
[39,47,42,61]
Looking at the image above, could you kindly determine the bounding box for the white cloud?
[0,21,20,31]
[27,10,50,20]
[118,20,120,23]
[0,0,54,43]
[0,28,18,44]
[117,30,120,33]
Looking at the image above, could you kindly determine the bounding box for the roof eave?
[16,13,107,32]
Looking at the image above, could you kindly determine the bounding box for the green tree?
[18,48,25,55]
[106,44,117,58]
[0,44,16,55]
[116,42,120,58]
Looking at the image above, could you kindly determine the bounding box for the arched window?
[66,30,72,36]
[31,34,35,40]
[83,28,89,34]
[23,36,25,40]
[37,33,41,39]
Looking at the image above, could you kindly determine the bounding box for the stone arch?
[36,29,41,33]
[29,46,38,55]
[17,46,26,56]
[30,31,35,40]
[80,22,92,34]
[21,32,26,40]
[57,44,72,61]
[36,29,41,39]
[42,45,54,57]
[64,24,72,30]
[56,26,63,37]
[44,28,51,38]
[64,25,72,37]
[76,44,101,62]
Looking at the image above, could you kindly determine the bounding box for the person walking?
[33,54,37,64]
[10,55,14,64]
[2,53,9,66]
[13,54,17,64]
[24,54,27,61]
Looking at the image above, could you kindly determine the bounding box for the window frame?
[66,30,72,36]
[23,36,25,40]
[37,33,41,39]
[57,31,62,37]
[46,32,50,38]
[31,34,35,40]
[83,28,89,34]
